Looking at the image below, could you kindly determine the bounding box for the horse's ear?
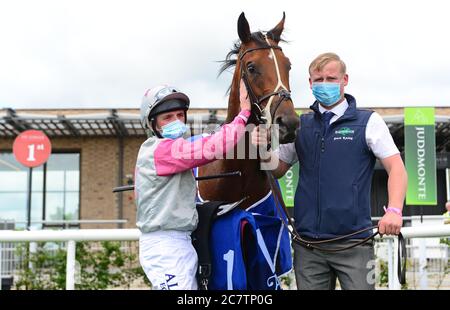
[267,12,285,43]
[238,12,251,43]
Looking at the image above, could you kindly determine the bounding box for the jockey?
[135,81,251,290]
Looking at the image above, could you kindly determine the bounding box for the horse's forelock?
[218,32,270,77]
[218,31,287,95]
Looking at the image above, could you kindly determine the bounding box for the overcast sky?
[1,0,450,110]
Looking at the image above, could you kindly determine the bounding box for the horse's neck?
[198,158,270,207]
[197,65,271,207]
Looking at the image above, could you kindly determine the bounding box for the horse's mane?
[218,31,287,94]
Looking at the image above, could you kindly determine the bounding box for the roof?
[384,114,450,152]
[0,108,225,138]
[1,108,449,152]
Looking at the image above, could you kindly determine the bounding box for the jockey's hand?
[239,79,251,111]
[251,125,270,148]
[378,211,402,236]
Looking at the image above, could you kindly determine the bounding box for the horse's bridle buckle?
[278,89,291,99]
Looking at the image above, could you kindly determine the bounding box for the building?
[0,108,226,230]
[0,107,449,230]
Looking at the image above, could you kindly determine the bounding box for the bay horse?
[197,12,299,209]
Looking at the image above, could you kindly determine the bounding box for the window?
[0,152,80,229]
[45,153,80,225]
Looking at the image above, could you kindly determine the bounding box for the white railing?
[2,220,128,226]
[0,229,139,290]
[374,225,450,289]
[0,226,449,290]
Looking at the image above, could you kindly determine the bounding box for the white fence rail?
[374,225,450,290]
[1,226,449,290]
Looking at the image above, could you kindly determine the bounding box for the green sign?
[278,162,299,207]
[404,107,437,205]
[277,110,301,207]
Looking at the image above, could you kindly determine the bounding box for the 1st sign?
[13,130,52,167]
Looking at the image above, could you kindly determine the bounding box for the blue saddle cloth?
[193,164,292,290]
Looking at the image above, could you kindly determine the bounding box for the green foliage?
[436,239,449,289]
[439,238,450,247]
[14,242,66,290]
[15,241,151,290]
[378,258,411,289]
[378,259,389,287]
[280,273,293,288]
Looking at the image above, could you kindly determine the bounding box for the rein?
[238,36,406,285]
[265,169,406,284]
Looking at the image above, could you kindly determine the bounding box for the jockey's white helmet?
[140,85,190,130]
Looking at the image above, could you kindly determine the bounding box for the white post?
[419,238,428,289]
[446,168,449,201]
[0,242,3,291]
[66,240,76,290]
[29,241,37,269]
[387,237,404,290]
[387,238,394,290]
[392,237,401,290]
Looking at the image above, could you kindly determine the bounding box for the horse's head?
[236,12,299,144]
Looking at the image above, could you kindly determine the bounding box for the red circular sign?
[13,130,52,168]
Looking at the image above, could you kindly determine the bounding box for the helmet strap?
[150,118,163,138]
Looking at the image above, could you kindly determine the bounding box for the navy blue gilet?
[294,94,375,239]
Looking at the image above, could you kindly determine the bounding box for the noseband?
[239,35,291,126]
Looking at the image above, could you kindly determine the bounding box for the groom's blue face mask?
[311,82,341,106]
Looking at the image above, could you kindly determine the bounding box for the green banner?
[404,107,437,205]
[278,162,299,207]
[278,109,301,207]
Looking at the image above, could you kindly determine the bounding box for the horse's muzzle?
[275,115,299,144]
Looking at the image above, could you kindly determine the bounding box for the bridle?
[239,35,406,286]
[239,35,291,128]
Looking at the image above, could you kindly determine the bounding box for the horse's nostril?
[286,117,300,131]
[276,116,299,132]
[275,116,284,126]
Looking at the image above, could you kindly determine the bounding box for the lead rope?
[266,170,406,284]
[239,35,405,286]
[254,111,406,284]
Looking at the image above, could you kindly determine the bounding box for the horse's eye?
[247,63,256,74]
